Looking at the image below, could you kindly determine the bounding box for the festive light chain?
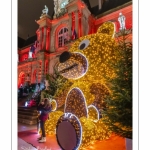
[57,22,118,108]
[51,99,57,111]
[78,117,112,149]
[43,113,112,149]
[94,118,112,141]
[58,52,88,80]
[44,22,118,149]
[90,83,110,112]
[88,105,99,122]
[54,81,73,108]
[39,111,64,135]
[79,117,97,148]
[64,87,88,118]
[54,91,67,108]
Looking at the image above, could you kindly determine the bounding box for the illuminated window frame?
[58,27,68,47]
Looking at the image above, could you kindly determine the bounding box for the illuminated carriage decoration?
[54,22,117,149]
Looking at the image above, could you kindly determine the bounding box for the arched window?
[58,27,69,47]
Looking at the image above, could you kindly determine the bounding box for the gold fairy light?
[79,117,97,148]
[51,99,57,111]
[64,87,88,118]
[49,22,119,149]
[41,111,64,135]
[95,119,112,140]
[88,105,99,122]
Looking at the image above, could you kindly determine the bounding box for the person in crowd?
[37,98,52,142]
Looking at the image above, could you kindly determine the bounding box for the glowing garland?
[43,22,118,149]
[71,52,89,80]
[97,21,116,38]
[51,99,57,111]
[64,87,88,118]
[58,52,89,80]
[39,111,64,135]
[79,117,97,149]
[87,105,100,122]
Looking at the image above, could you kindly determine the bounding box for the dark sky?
[18,0,98,40]
[18,0,54,39]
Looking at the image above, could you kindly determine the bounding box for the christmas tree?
[102,29,132,139]
[43,67,72,101]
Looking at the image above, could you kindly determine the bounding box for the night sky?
[18,0,54,39]
[18,0,98,40]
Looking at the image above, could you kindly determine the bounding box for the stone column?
[68,13,72,39]
[49,27,51,52]
[84,15,89,35]
[43,27,47,50]
[80,12,84,37]
[50,29,55,53]
[46,27,50,51]
[39,28,43,50]
[75,10,79,38]
[41,55,45,82]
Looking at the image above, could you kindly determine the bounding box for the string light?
[44,22,117,149]
[79,117,97,148]
[40,111,64,135]
[87,105,99,122]
[64,87,88,118]
[57,22,118,107]
[58,52,88,80]
[51,99,57,111]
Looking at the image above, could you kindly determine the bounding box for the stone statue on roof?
[40,5,50,19]
[42,5,48,15]
[54,0,58,15]
[118,12,126,30]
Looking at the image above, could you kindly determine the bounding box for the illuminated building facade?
[18,0,132,88]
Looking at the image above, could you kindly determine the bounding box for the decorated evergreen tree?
[42,67,72,100]
[102,29,132,139]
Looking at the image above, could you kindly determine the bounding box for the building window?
[58,27,68,47]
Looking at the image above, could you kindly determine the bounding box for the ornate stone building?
[18,0,132,88]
